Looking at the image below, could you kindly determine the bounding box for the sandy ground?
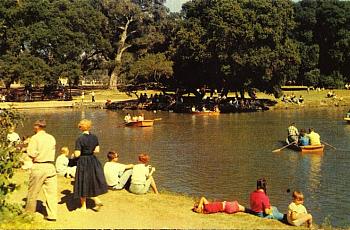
[4,169,297,229]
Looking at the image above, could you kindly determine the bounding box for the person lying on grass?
[192,197,245,214]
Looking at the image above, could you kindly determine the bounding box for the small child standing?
[56,147,76,178]
[287,191,313,228]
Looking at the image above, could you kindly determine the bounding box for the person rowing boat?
[124,113,131,123]
[287,122,299,144]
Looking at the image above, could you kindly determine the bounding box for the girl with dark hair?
[249,178,284,220]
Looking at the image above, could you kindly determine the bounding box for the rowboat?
[290,144,325,153]
[285,138,324,153]
[125,120,154,127]
[344,112,350,123]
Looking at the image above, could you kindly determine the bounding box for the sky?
[164,0,189,12]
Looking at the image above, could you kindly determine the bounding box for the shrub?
[0,109,26,219]
[304,69,320,87]
[319,71,344,89]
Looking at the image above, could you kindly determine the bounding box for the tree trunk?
[109,17,133,89]
[109,69,118,90]
[240,89,245,99]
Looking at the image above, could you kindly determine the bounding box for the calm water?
[17,108,350,227]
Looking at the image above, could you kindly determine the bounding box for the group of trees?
[0,0,173,90]
[293,1,350,89]
[0,0,350,97]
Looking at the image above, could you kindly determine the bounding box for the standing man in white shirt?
[25,120,57,221]
[287,122,299,144]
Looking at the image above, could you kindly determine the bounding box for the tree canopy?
[170,0,300,97]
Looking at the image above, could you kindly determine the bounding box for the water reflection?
[306,153,322,194]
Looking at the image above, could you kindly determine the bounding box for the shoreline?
[1,89,349,111]
[3,169,299,229]
[1,99,349,112]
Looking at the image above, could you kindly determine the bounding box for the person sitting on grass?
[129,153,159,195]
[250,178,284,221]
[327,91,333,98]
[192,197,245,214]
[55,147,76,178]
[104,151,133,190]
[298,95,304,104]
[287,191,313,228]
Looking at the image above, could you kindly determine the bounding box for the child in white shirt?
[7,127,20,146]
[287,191,313,228]
[56,147,76,178]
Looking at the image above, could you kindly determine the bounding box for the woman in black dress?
[74,119,107,211]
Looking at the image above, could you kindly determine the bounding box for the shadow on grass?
[58,189,101,211]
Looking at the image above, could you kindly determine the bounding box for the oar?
[272,141,297,153]
[321,141,336,150]
[116,123,126,128]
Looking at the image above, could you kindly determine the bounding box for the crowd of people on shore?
[7,120,312,228]
[281,94,304,105]
[287,122,321,146]
[138,93,170,105]
[8,119,159,221]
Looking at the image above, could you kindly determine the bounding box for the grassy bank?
[3,169,299,229]
[272,89,350,110]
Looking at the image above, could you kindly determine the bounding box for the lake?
[17,107,350,227]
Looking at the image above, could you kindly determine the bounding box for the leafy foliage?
[293,0,350,87]
[0,109,23,211]
[128,53,173,83]
[171,0,300,97]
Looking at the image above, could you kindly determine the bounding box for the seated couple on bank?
[250,178,313,228]
[103,152,159,194]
